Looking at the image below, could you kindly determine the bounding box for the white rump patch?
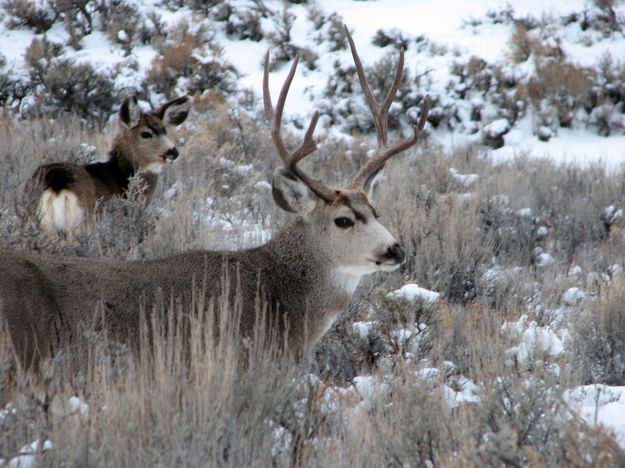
[142,161,164,174]
[37,189,84,235]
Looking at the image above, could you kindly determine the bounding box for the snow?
[565,385,625,446]
[353,375,390,401]
[387,283,440,305]
[352,321,375,340]
[449,168,479,188]
[483,118,510,137]
[561,287,585,306]
[2,0,625,166]
[7,439,53,468]
[69,396,90,416]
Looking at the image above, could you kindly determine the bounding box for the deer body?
[1,194,390,368]
[30,96,190,236]
[2,27,429,371]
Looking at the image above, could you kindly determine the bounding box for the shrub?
[570,283,625,385]
[372,28,411,51]
[4,0,57,33]
[49,0,94,49]
[37,59,118,125]
[147,33,239,98]
[508,23,533,63]
[225,6,264,41]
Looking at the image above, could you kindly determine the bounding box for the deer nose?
[166,147,179,160]
[384,243,405,264]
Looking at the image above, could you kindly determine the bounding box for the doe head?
[118,95,191,174]
[265,27,430,274]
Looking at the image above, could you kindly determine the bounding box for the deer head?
[116,95,191,174]
[264,26,430,282]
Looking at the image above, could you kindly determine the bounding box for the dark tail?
[34,165,76,193]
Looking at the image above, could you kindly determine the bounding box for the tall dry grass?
[1,109,625,465]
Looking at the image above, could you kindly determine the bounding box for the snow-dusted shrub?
[570,283,625,385]
[372,28,411,51]
[309,10,346,51]
[582,0,622,36]
[35,59,117,125]
[147,34,239,98]
[478,193,543,264]
[381,148,491,304]
[368,378,451,466]
[532,61,594,128]
[225,5,264,41]
[462,375,623,465]
[320,50,421,134]
[589,103,622,136]
[508,23,533,64]
[49,0,94,49]
[4,0,56,33]
[102,1,142,55]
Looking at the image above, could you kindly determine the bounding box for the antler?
[263,52,337,202]
[345,26,430,190]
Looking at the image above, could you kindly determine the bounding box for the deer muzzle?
[163,147,179,162]
[383,243,405,265]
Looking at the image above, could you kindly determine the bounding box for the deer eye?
[334,217,354,229]
[140,131,153,139]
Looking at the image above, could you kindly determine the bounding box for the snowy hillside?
[1,0,625,166]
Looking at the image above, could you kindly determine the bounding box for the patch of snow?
[561,287,585,306]
[352,321,375,340]
[254,180,272,191]
[353,375,390,401]
[535,252,554,267]
[483,118,510,137]
[8,439,53,468]
[69,396,90,416]
[449,168,479,188]
[387,284,440,305]
[565,385,625,447]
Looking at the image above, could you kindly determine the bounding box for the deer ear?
[154,96,191,127]
[272,168,317,215]
[119,95,140,128]
[364,167,385,201]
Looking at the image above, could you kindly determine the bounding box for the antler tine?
[344,25,430,190]
[350,96,430,190]
[263,52,337,202]
[345,25,404,149]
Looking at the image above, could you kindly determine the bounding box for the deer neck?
[265,219,362,311]
[108,140,139,179]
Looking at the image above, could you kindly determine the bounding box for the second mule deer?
[29,95,191,237]
[1,28,429,372]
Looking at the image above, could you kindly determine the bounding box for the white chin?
[143,162,164,174]
[377,262,402,272]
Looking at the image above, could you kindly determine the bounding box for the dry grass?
[1,113,625,465]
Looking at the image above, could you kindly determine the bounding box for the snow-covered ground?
[2,0,625,167]
[2,0,625,462]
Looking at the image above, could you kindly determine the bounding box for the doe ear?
[154,96,191,127]
[119,95,141,128]
[272,168,317,215]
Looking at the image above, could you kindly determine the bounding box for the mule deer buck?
[1,28,429,373]
[28,95,191,237]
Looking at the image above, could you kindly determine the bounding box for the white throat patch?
[331,266,373,295]
[142,161,164,175]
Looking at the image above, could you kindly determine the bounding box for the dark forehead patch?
[334,191,379,221]
[141,114,166,135]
